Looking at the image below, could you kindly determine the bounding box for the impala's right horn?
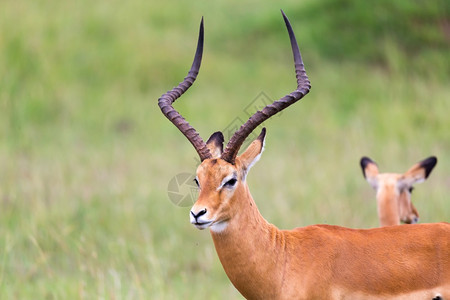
[158,18,212,162]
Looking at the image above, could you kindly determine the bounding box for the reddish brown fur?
[190,140,450,299]
[159,12,447,299]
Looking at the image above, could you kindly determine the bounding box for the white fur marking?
[210,221,228,233]
[217,173,237,191]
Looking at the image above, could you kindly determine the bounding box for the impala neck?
[209,184,287,299]
[376,188,400,226]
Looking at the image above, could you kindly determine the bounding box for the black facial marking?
[222,172,238,189]
[224,178,237,187]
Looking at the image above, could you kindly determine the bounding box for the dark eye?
[193,178,199,187]
[224,178,237,187]
[408,186,414,193]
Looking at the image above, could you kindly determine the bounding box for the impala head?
[190,129,265,231]
[360,156,437,225]
[158,11,310,231]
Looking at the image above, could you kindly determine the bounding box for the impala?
[360,156,438,227]
[158,11,450,299]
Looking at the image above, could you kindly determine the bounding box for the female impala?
[158,11,450,299]
[360,156,438,227]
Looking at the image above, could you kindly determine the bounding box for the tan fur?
[361,158,435,227]
[190,140,450,299]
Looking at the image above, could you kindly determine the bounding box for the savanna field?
[1,0,449,298]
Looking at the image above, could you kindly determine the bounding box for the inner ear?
[402,156,437,185]
[206,131,224,159]
[238,128,266,172]
[360,157,379,189]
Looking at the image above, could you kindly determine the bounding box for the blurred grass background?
[1,0,449,298]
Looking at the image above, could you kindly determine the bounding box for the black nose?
[191,208,207,220]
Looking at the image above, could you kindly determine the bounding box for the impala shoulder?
[290,224,357,242]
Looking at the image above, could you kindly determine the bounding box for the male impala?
[360,156,438,227]
[158,11,450,299]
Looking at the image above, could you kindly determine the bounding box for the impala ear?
[360,157,379,189]
[238,128,266,174]
[402,156,437,185]
[206,131,224,159]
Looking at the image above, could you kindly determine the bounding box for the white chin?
[194,224,210,230]
[210,221,228,233]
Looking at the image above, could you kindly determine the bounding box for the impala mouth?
[192,221,213,230]
[403,219,419,225]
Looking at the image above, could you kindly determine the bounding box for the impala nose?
[190,208,212,230]
[191,208,207,221]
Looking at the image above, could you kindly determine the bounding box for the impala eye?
[193,178,199,187]
[224,178,237,188]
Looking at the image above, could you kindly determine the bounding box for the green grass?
[1,0,449,298]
